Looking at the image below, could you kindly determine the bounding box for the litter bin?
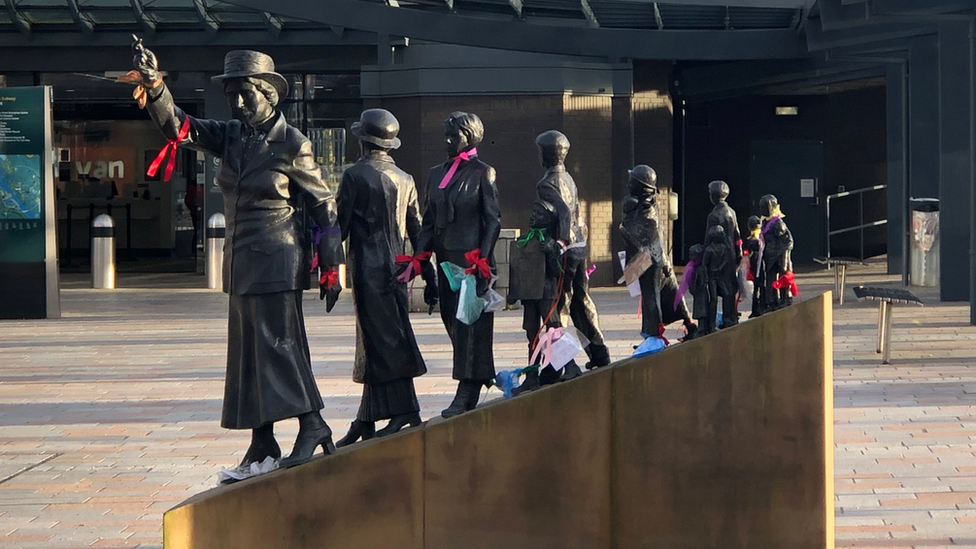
[910,198,939,287]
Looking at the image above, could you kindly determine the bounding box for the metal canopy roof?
[0,0,805,33]
[0,0,811,59]
[3,0,972,61]
[0,0,345,37]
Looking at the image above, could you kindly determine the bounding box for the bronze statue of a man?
[704,180,741,328]
[416,112,501,418]
[535,130,610,371]
[335,109,433,446]
[131,39,343,472]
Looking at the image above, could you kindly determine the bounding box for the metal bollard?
[206,213,226,290]
[91,214,115,289]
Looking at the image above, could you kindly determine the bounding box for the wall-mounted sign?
[800,178,816,198]
[0,87,59,319]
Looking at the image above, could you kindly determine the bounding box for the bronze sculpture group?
[131,43,797,479]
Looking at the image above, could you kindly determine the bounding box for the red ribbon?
[464,249,491,279]
[319,268,339,288]
[657,323,670,346]
[395,251,432,283]
[310,252,319,273]
[438,148,477,189]
[771,271,799,296]
[147,117,191,182]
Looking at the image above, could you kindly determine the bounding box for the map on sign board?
[0,154,41,220]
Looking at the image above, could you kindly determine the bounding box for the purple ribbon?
[674,258,698,310]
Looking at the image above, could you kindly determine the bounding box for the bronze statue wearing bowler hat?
[129,37,344,475]
[334,109,436,446]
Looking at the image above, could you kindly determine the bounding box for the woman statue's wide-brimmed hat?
[350,108,402,150]
[211,50,289,98]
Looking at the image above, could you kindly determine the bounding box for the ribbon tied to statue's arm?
[464,248,491,279]
[771,271,799,296]
[145,116,191,182]
[395,251,433,283]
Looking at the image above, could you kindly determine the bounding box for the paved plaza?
[0,261,974,548]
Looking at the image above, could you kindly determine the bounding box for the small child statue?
[702,225,738,333]
[743,215,764,318]
[687,243,712,335]
[511,200,572,395]
[759,194,795,311]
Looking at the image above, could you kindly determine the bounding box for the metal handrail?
[825,184,887,260]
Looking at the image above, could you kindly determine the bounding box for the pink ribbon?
[529,326,563,369]
[438,148,478,189]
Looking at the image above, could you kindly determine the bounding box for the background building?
[1,0,973,319]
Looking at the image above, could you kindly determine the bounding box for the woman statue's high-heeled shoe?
[336,419,375,448]
[280,425,336,468]
[240,439,281,467]
[375,412,422,438]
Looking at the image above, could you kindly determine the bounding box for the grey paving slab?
[0,260,974,548]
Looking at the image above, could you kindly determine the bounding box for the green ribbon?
[517,228,546,247]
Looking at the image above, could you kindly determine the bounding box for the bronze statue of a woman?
[416,112,501,418]
[130,39,342,472]
[335,109,432,446]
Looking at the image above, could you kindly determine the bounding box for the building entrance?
[749,140,825,264]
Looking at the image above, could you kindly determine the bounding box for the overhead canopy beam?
[0,28,374,54]
[508,0,523,18]
[4,0,31,37]
[581,0,599,27]
[870,0,976,15]
[818,0,974,31]
[260,11,282,36]
[677,58,882,100]
[129,0,157,35]
[220,0,810,60]
[589,0,807,6]
[66,0,94,37]
[818,0,870,30]
[192,0,220,36]
[805,19,934,50]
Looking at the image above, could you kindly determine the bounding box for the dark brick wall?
[363,61,676,286]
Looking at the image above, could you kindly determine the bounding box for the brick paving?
[0,261,973,548]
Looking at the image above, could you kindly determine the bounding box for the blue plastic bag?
[494,369,522,398]
[632,336,667,358]
[456,273,488,325]
[441,261,467,292]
